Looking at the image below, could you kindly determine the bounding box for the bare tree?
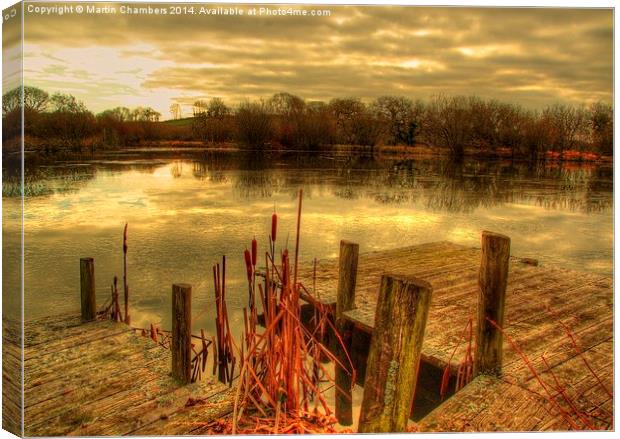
[2,86,49,116]
[235,101,274,149]
[543,104,588,152]
[518,110,553,160]
[423,95,474,158]
[201,98,232,143]
[328,98,384,146]
[206,98,230,118]
[268,92,305,117]
[370,96,422,146]
[588,101,613,155]
[170,103,182,120]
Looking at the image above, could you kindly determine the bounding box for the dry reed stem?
[545,304,612,398]
[486,318,583,430]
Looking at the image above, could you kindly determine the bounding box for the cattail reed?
[251,238,258,267]
[244,249,253,282]
[232,190,355,435]
[271,213,278,243]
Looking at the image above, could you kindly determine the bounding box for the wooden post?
[172,283,192,384]
[123,223,130,325]
[335,240,359,426]
[80,258,96,322]
[358,274,432,433]
[474,231,511,377]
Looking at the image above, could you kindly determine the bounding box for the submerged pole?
[80,258,96,322]
[358,274,433,433]
[474,231,511,377]
[335,240,359,426]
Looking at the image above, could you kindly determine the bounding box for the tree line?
[2,86,163,151]
[2,86,613,159]
[193,92,612,159]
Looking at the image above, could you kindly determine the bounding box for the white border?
[0,1,616,438]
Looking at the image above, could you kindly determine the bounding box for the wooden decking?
[22,314,234,436]
[294,241,614,431]
[7,240,614,434]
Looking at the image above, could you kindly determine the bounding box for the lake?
[2,149,613,342]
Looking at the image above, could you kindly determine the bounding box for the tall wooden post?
[358,274,432,433]
[474,231,511,377]
[335,240,359,426]
[172,283,192,384]
[80,258,96,322]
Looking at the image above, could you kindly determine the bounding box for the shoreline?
[2,139,613,167]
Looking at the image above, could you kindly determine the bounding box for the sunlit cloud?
[456,44,522,59]
[8,4,612,117]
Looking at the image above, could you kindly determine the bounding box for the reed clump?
[97,194,355,432]
[230,190,355,434]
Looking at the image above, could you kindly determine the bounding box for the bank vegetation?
[2,86,613,160]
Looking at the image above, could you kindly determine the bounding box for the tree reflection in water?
[3,149,612,215]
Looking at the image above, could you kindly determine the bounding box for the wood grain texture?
[475,231,510,376]
[334,240,359,425]
[336,240,359,318]
[358,274,433,433]
[171,283,192,384]
[80,258,96,322]
[257,240,612,431]
[23,315,228,436]
[2,317,23,436]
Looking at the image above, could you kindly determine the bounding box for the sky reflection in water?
[2,152,613,341]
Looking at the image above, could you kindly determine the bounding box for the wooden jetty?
[292,239,613,431]
[17,314,234,436]
[4,237,613,435]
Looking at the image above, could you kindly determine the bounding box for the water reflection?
[1,150,612,338]
[4,150,612,215]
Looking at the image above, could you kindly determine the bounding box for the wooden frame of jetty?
[4,231,612,435]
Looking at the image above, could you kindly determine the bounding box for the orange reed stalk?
[486,318,582,430]
[545,305,612,398]
[540,355,595,430]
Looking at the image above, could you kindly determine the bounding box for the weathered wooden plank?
[25,365,164,432]
[25,345,163,407]
[25,339,163,401]
[23,314,232,437]
[25,322,131,359]
[25,333,161,385]
[298,241,612,433]
[67,378,228,436]
[417,375,551,432]
[127,387,236,436]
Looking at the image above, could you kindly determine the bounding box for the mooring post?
[172,283,192,384]
[358,274,433,433]
[474,231,511,377]
[80,258,96,322]
[335,240,359,426]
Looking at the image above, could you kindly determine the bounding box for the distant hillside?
[162,117,195,127]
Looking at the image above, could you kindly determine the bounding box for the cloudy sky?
[5,2,614,118]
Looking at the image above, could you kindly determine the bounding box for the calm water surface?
[2,150,613,340]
